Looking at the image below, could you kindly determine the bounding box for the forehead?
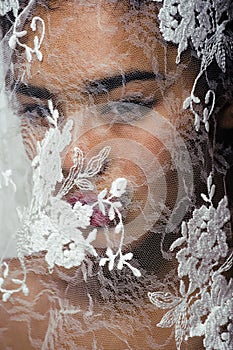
[19,1,179,91]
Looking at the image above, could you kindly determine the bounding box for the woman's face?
[14,0,196,248]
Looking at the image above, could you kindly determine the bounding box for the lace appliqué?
[9,15,45,62]
[0,0,19,17]
[157,0,233,131]
[149,174,233,350]
[157,0,233,69]
[0,101,140,301]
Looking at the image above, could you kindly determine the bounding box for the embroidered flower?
[73,201,93,229]
[110,177,127,197]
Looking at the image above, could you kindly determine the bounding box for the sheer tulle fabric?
[0,1,232,349]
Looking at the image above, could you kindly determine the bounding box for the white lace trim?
[149,175,233,350]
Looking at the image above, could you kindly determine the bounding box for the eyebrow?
[85,70,165,95]
[12,82,53,100]
[13,70,165,100]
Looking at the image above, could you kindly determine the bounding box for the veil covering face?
[0,1,232,349]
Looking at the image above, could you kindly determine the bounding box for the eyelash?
[100,97,156,122]
[118,97,156,109]
[20,96,156,125]
[21,104,51,120]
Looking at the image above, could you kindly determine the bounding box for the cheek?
[62,121,168,182]
[20,109,184,249]
[62,121,170,224]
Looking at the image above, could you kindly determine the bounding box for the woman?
[0,1,232,349]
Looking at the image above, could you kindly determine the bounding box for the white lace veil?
[0,1,232,349]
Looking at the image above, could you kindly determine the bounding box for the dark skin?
[0,254,204,349]
[1,1,232,349]
[14,0,198,249]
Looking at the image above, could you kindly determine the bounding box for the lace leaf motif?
[0,101,141,301]
[149,174,233,350]
[157,0,233,71]
[157,0,233,132]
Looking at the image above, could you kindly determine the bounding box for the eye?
[99,97,156,123]
[120,96,156,109]
[20,104,52,127]
[22,104,50,118]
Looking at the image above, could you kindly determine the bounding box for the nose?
[60,106,127,197]
[60,106,165,195]
[61,120,113,178]
[58,108,174,250]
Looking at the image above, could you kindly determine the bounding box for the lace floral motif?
[149,174,233,350]
[157,0,233,69]
[9,15,45,62]
[0,101,140,301]
[18,102,140,273]
[0,2,232,349]
[0,0,44,61]
[0,0,19,17]
[149,3,233,348]
[157,0,233,131]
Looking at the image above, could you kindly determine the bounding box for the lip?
[65,191,112,227]
[65,187,132,228]
[66,192,98,206]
